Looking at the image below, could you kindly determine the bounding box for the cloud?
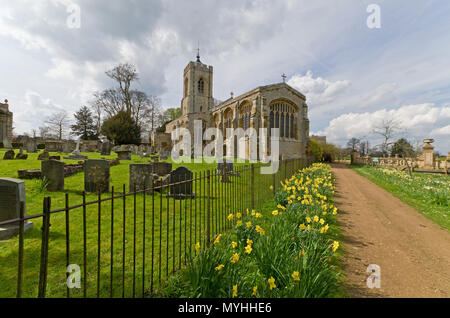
[287,71,350,106]
[315,103,450,152]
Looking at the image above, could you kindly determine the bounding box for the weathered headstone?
[84,159,110,193]
[3,149,15,160]
[116,150,131,160]
[26,139,37,153]
[38,151,50,161]
[62,142,72,154]
[41,159,64,191]
[169,167,193,198]
[0,178,33,240]
[129,164,156,193]
[101,141,112,156]
[15,148,28,159]
[150,162,172,176]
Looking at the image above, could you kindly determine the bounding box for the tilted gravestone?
[129,164,156,194]
[3,150,15,160]
[0,178,33,240]
[169,166,193,199]
[116,150,131,160]
[84,159,110,193]
[150,162,172,176]
[41,159,65,191]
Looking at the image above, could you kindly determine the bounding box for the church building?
[164,53,310,160]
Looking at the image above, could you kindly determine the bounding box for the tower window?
[198,78,205,95]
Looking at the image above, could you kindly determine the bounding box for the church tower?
[181,51,214,115]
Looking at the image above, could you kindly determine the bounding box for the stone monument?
[422,139,435,169]
[0,178,33,240]
[64,138,88,160]
[168,167,194,199]
[41,159,65,191]
[84,159,110,193]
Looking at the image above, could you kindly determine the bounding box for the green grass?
[351,164,450,231]
[0,148,290,298]
[160,164,343,298]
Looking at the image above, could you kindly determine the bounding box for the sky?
[0,0,449,153]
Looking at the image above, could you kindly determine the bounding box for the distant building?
[0,99,13,148]
[310,135,326,144]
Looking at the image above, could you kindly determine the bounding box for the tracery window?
[269,100,297,140]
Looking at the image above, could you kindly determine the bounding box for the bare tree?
[372,119,402,155]
[346,138,360,151]
[105,63,138,113]
[45,111,71,140]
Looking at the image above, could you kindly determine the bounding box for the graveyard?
[0,147,273,297]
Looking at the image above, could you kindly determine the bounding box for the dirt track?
[332,163,450,297]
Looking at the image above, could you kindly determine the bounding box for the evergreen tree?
[71,106,98,140]
[101,111,141,145]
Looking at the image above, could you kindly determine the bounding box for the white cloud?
[431,125,450,136]
[287,71,350,106]
[315,103,450,152]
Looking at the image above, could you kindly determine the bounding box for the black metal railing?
[0,158,312,298]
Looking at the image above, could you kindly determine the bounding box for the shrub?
[101,111,141,145]
[37,144,45,149]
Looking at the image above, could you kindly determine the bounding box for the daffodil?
[230,253,240,264]
[291,271,300,281]
[246,238,253,246]
[227,213,234,220]
[272,210,279,216]
[268,277,276,290]
[319,218,325,225]
[252,286,258,296]
[269,185,273,190]
[215,264,224,271]
[313,215,319,222]
[236,220,243,227]
[306,217,311,223]
[214,234,222,244]
[232,285,238,298]
[195,242,200,251]
[236,212,242,219]
[246,221,252,228]
[231,241,237,248]
[299,223,306,230]
[245,245,252,254]
[332,241,339,252]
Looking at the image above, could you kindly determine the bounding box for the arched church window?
[198,78,204,95]
[275,112,279,130]
[269,111,274,136]
[280,113,284,137]
[184,78,188,97]
[290,114,294,138]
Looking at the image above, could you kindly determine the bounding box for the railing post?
[17,201,25,298]
[206,170,211,247]
[251,164,255,209]
[38,197,51,298]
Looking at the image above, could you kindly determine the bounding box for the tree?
[307,139,323,161]
[71,106,98,140]
[320,142,341,162]
[91,63,161,135]
[155,107,182,132]
[391,138,415,157]
[105,63,138,113]
[346,138,360,151]
[45,111,71,140]
[101,111,141,145]
[373,119,402,155]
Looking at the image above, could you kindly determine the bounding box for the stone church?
[0,99,13,148]
[164,54,310,159]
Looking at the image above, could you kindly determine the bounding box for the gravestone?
[422,139,435,169]
[26,139,37,153]
[3,149,15,160]
[0,178,33,240]
[15,148,28,160]
[160,151,170,160]
[169,167,193,199]
[116,150,131,160]
[217,161,233,173]
[41,159,64,191]
[62,142,72,154]
[84,159,110,193]
[38,151,50,161]
[150,162,172,176]
[129,164,156,193]
[101,141,112,156]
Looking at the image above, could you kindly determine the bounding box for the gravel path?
[332,163,450,297]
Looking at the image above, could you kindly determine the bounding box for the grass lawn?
[351,164,450,231]
[0,148,290,298]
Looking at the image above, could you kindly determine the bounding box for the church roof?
[214,82,306,110]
